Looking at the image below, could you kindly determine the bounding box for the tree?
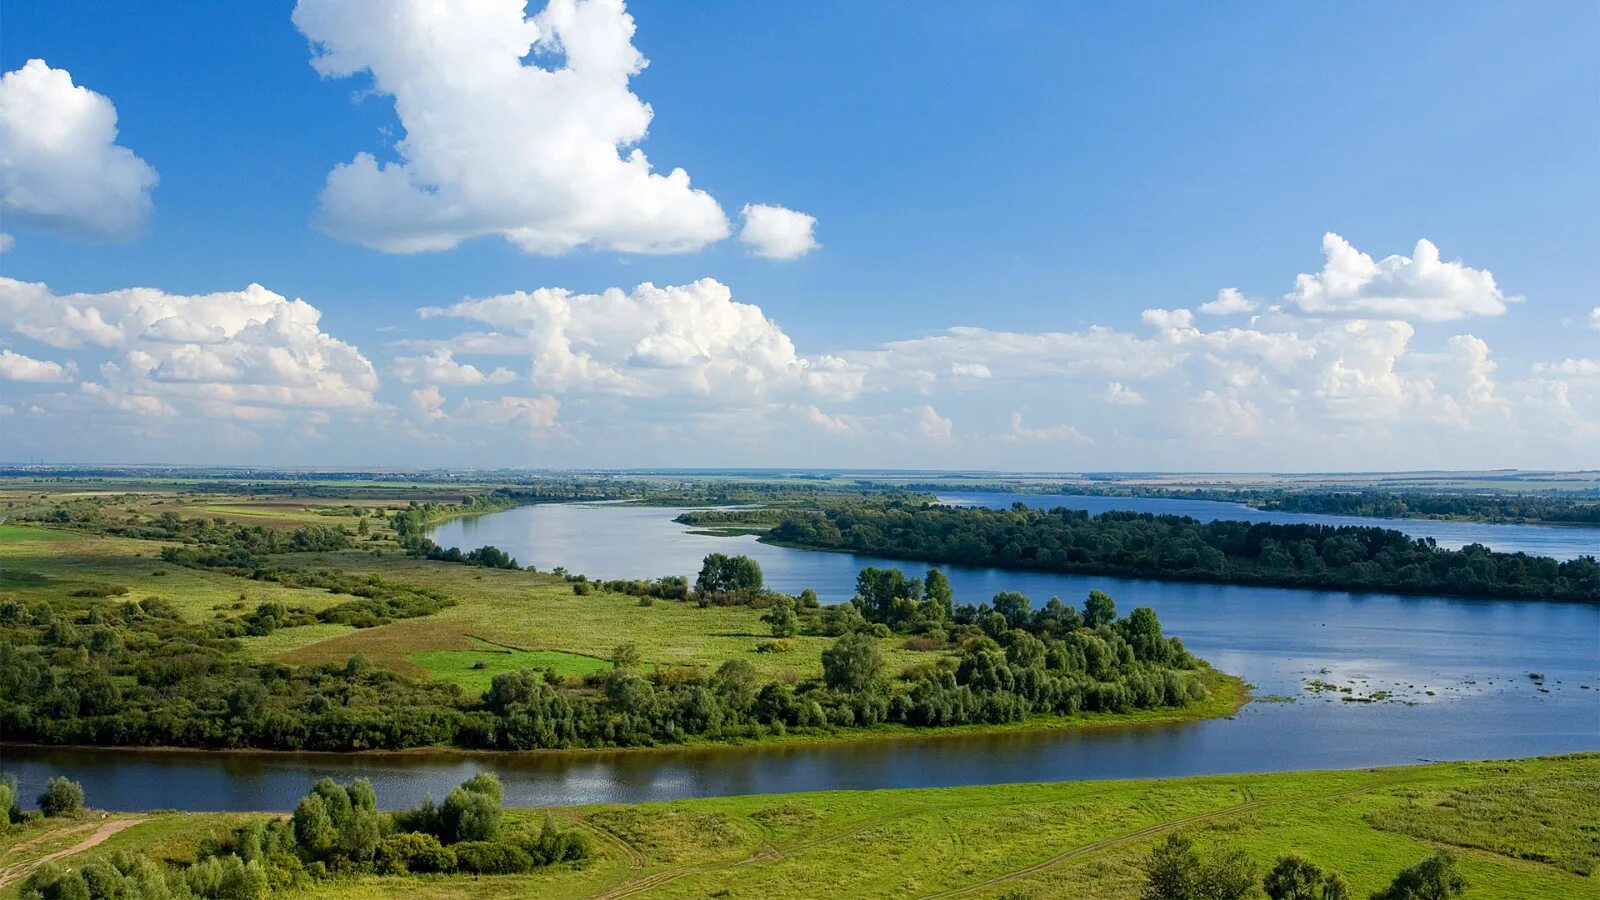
[38,777,84,817]
[695,553,764,595]
[923,568,954,617]
[1142,834,1257,900]
[821,633,884,692]
[1143,833,1199,900]
[1084,590,1117,628]
[1265,854,1324,900]
[0,774,18,824]
[442,783,503,843]
[611,642,641,670]
[1371,852,1466,900]
[292,793,337,856]
[763,596,798,637]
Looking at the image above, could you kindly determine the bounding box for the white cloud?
[293,0,730,255]
[390,348,515,385]
[1141,308,1195,330]
[1199,288,1258,316]
[0,233,13,253]
[0,278,379,415]
[0,60,158,242]
[1103,382,1145,405]
[912,405,953,442]
[1003,411,1089,444]
[1285,233,1514,322]
[80,381,175,416]
[0,349,74,382]
[409,385,447,421]
[950,362,992,378]
[456,394,560,431]
[417,278,861,405]
[1589,307,1600,330]
[739,204,819,259]
[1533,358,1600,378]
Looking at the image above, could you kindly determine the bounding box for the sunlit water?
[3,500,1595,812]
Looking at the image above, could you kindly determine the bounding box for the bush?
[376,832,457,875]
[38,777,84,817]
[1371,852,1466,900]
[755,639,794,653]
[452,840,535,874]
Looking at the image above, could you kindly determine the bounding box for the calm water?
[3,502,1595,812]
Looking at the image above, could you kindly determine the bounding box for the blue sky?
[1,1,1596,469]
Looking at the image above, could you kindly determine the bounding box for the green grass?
[0,524,79,543]
[4,755,1595,900]
[413,643,613,692]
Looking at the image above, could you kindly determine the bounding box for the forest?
[749,502,1600,601]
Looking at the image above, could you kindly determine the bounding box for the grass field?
[2,755,1594,899]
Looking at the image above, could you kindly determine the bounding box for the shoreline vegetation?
[675,502,1600,602]
[0,490,1244,756]
[894,481,1600,527]
[1,755,1594,899]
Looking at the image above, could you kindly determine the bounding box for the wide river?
[4,495,1596,811]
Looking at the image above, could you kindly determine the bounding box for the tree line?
[758,502,1599,601]
[12,773,587,900]
[1142,833,1467,900]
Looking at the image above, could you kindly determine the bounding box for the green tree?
[611,642,642,670]
[1143,833,1199,900]
[1083,590,1117,629]
[764,596,799,637]
[442,783,502,843]
[695,553,764,595]
[1370,852,1466,900]
[0,773,18,824]
[292,793,337,857]
[38,777,84,817]
[1264,854,1324,900]
[821,633,885,693]
[923,568,954,617]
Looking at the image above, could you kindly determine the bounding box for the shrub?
[376,832,457,875]
[452,840,535,874]
[756,639,794,653]
[38,777,84,817]
[1371,852,1466,900]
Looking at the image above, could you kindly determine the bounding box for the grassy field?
[2,755,1594,899]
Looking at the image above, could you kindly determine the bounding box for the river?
[2,499,1595,812]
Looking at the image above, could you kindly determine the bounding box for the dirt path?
[0,819,144,888]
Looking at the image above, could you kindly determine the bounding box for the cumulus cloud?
[0,234,13,253]
[0,278,379,415]
[1285,233,1514,322]
[390,348,515,385]
[1199,288,1258,316]
[1003,411,1089,444]
[1103,382,1145,405]
[1589,308,1600,330]
[456,394,561,431]
[0,60,158,242]
[1141,308,1195,330]
[911,405,953,442]
[416,277,861,405]
[0,349,74,382]
[292,0,730,255]
[739,204,819,259]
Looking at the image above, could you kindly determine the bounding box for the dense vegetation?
[752,502,1600,601]
[1255,491,1600,526]
[14,774,587,899]
[0,523,1218,750]
[901,481,1600,526]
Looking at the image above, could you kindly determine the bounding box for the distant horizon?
[3,462,1596,480]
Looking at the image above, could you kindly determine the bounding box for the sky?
[1,0,1596,471]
